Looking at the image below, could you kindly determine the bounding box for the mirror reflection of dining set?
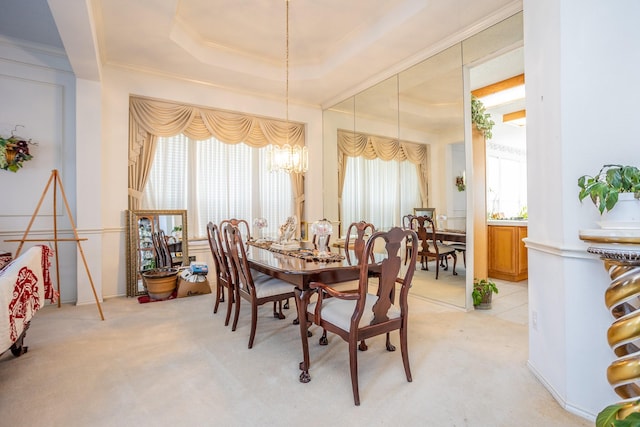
[402,209,466,280]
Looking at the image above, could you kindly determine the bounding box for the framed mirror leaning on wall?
[126,209,188,296]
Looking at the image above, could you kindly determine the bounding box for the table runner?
[248,240,345,263]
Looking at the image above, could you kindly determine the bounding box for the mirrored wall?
[323,11,523,309]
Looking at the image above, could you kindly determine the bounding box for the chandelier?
[267,0,308,174]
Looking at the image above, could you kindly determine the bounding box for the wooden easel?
[5,169,104,320]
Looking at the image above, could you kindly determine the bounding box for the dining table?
[435,229,466,244]
[244,240,360,383]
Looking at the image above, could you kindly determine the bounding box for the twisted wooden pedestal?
[580,230,640,416]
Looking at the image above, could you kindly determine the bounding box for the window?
[486,147,527,219]
[342,156,421,232]
[142,134,293,238]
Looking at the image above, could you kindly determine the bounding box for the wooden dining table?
[435,229,466,243]
[245,242,360,383]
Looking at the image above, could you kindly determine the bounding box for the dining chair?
[307,227,418,405]
[206,222,233,326]
[222,223,296,349]
[344,221,376,266]
[449,243,466,267]
[412,216,457,279]
[152,230,182,268]
[220,218,251,242]
[402,214,415,265]
[317,221,376,350]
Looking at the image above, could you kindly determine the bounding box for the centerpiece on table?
[272,215,299,251]
[311,219,333,257]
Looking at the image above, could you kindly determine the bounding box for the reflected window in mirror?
[342,155,421,231]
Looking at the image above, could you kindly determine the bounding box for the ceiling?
[0,0,523,109]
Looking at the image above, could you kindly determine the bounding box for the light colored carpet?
[0,290,590,426]
[409,260,467,308]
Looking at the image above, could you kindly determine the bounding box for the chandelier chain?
[285,0,289,124]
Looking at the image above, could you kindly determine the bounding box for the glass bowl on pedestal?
[311,219,333,257]
[253,217,268,240]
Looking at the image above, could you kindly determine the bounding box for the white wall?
[0,37,80,303]
[525,0,640,419]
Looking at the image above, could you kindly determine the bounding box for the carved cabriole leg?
[273,300,286,319]
[296,287,312,383]
[319,329,328,345]
[451,252,458,276]
[385,333,395,352]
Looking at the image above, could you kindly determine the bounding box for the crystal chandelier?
[267,0,308,174]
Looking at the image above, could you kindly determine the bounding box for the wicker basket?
[141,268,178,300]
[4,145,17,163]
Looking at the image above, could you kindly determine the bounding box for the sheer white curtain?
[142,135,293,238]
[342,156,421,232]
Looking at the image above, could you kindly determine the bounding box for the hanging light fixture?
[267,0,308,174]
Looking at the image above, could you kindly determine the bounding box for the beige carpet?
[0,290,591,426]
[409,261,467,308]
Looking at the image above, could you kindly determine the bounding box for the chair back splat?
[344,221,376,265]
[220,218,251,243]
[307,226,418,405]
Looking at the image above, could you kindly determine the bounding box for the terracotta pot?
[142,268,178,300]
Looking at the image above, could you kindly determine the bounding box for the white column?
[525,0,640,419]
[75,78,103,306]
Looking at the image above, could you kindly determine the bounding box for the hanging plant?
[471,95,495,139]
[0,135,34,172]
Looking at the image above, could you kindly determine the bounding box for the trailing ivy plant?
[471,95,495,139]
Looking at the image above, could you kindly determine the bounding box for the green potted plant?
[597,399,640,427]
[472,278,499,309]
[471,95,495,139]
[578,164,640,214]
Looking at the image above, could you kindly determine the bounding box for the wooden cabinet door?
[488,225,528,281]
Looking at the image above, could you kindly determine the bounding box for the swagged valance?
[128,96,306,216]
[129,96,305,165]
[336,129,430,206]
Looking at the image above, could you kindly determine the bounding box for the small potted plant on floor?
[578,164,640,226]
[472,278,499,310]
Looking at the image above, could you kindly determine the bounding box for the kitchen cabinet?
[488,222,527,282]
